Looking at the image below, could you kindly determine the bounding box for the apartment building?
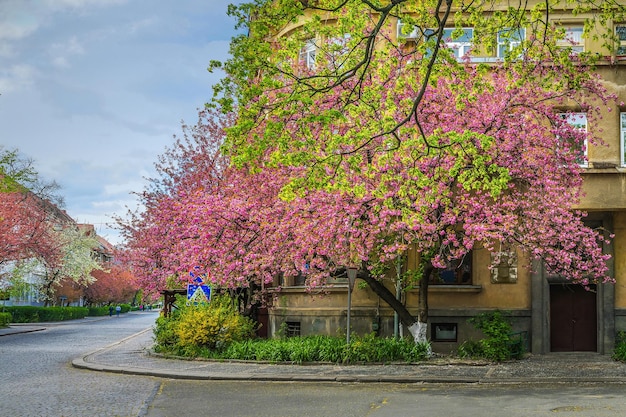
[260,2,626,354]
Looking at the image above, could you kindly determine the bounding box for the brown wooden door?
[550,284,597,352]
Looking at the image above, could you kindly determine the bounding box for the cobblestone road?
[0,312,160,417]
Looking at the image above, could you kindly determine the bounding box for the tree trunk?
[411,263,432,345]
[359,262,434,346]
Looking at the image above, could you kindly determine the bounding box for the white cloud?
[103,181,146,197]
[0,64,37,93]
[50,36,85,68]
[44,0,127,9]
[0,8,39,41]
[0,0,240,245]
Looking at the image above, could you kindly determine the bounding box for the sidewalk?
[5,322,626,383]
[70,328,626,384]
[0,315,110,336]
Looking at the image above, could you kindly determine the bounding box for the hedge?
[87,304,131,316]
[2,306,89,323]
[0,312,11,327]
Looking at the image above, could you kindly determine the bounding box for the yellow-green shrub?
[172,295,255,350]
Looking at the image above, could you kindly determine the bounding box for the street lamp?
[346,267,358,344]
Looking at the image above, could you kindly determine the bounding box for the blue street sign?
[187,284,211,304]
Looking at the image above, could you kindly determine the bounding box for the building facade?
[264,2,626,354]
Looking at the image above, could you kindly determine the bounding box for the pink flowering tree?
[231,55,615,342]
[121,56,614,344]
[206,0,622,342]
[120,0,622,342]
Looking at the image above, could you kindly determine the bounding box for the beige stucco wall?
[404,248,531,310]
[270,245,533,337]
[613,211,626,308]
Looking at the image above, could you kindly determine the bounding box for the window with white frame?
[397,19,419,39]
[299,39,316,70]
[497,28,525,59]
[620,112,626,166]
[556,26,584,54]
[443,28,473,59]
[559,112,588,166]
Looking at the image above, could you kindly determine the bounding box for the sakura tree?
[122,58,614,344]
[84,265,139,306]
[204,1,619,342]
[118,109,240,295]
[232,57,615,343]
[0,147,66,270]
[27,225,102,304]
[215,0,625,145]
[0,148,102,304]
[121,2,621,343]
[0,191,59,268]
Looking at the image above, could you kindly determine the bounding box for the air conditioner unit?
[397,20,419,39]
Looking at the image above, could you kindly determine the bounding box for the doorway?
[550,284,597,352]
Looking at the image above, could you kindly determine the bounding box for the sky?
[0,0,241,245]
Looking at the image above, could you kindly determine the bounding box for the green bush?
[154,295,256,354]
[0,312,11,327]
[88,306,110,316]
[153,314,180,353]
[457,339,484,359]
[153,296,431,363]
[613,331,626,362]
[3,306,88,322]
[461,310,521,362]
[170,333,430,364]
[4,306,39,322]
[4,306,89,323]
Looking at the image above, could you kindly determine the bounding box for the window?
[421,27,474,60]
[285,321,301,337]
[299,39,316,70]
[442,28,473,60]
[429,253,472,285]
[432,323,457,342]
[559,112,588,166]
[397,19,419,39]
[497,28,525,59]
[399,24,526,62]
[621,112,626,166]
[556,26,584,54]
[616,25,626,55]
[278,271,306,287]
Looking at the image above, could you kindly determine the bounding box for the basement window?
[432,323,458,342]
[285,321,301,337]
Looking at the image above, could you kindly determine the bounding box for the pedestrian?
[108,305,113,317]
[116,305,121,317]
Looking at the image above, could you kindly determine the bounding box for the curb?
[72,327,153,369]
[70,328,626,385]
[0,326,46,337]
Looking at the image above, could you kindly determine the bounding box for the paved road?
[4,313,626,417]
[145,380,626,417]
[0,312,160,417]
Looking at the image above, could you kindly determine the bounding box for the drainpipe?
[395,255,402,339]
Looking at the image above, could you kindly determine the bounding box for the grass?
[155,333,431,364]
